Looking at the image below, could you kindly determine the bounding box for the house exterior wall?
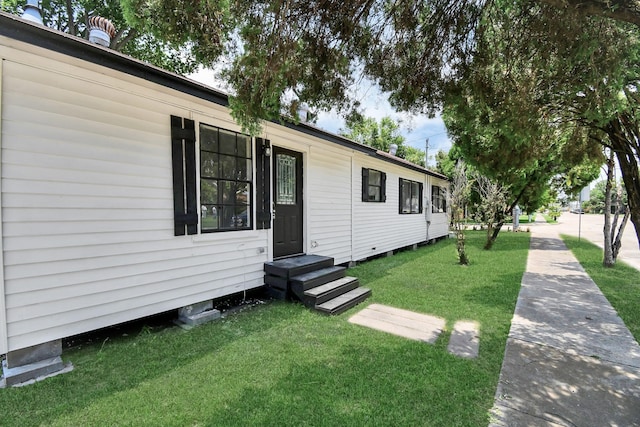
[0,24,451,354]
[0,43,269,352]
[352,153,431,261]
[428,176,451,239]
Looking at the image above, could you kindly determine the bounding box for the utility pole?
[425,138,429,167]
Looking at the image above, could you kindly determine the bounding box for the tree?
[603,149,631,267]
[442,2,640,245]
[340,115,425,166]
[450,161,471,265]
[116,0,640,133]
[2,0,199,74]
[472,174,509,250]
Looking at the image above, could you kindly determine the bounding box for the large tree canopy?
[442,0,640,244]
[1,0,199,74]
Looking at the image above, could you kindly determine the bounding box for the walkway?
[490,221,640,426]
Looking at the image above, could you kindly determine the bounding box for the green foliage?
[3,0,200,74]
[442,2,621,217]
[583,179,628,213]
[434,148,461,179]
[340,115,425,166]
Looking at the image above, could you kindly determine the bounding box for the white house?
[0,11,450,384]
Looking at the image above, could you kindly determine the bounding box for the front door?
[273,147,303,259]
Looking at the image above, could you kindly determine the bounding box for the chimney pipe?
[88,16,116,47]
[389,144,398,156]
[22,0,43,25]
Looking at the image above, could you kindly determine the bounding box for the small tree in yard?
[473,174,509,250]
[603,148,630,267]
[450,161,472,265]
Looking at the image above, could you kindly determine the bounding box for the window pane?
[402,181,411,213]
[277,153,296,205]
[221,181,235,203]
[233,206,250,228]
[412,182,420,213]
[200,125,218,152]
[219,129,236,155]
[201,152,218,178]
[237,135,251,158]
[369,170,381,186]
[219,206,235,230]
[201,204,219,230]
[200,179,218,204]
[236,183,250,205]
[368,186,380,202]
[237,158,252,181]
[220,155,236,179]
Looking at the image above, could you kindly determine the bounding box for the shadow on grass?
[0,302,304,426]
[207,340,495,426]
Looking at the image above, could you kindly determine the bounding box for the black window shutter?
[398,179,404,213]
[171,115,198,236]
[255,138,272,229]
[418,182,424,213]
[381,172,387,202]
[361,168,369,202]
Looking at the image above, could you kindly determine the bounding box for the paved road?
[552,212,640,271]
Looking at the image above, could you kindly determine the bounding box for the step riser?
[316,289,372,315]
[264,275,288,291]
[304,280,360,306]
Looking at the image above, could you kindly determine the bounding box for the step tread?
[315,287,371,314]
[264,255,334,278]
[290,266,345,284]
[304,276,358,297]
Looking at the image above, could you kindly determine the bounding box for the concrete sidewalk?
[490,223,640,426]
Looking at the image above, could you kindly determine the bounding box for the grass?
[541,212,558,224]
[0,232,530,427]
[562,235,640,341]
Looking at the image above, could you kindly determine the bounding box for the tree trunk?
[603,151,615,267]
[605,114,640,248]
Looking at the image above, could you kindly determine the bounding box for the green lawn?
[0,232,530,426]
[541,212,558,224]
[562,235,640,341]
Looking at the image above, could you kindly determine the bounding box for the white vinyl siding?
[1,58,267,351]
[306,146,352,264]
[0,58,7,354]
[353,154,428,260]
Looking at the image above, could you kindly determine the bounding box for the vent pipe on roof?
[389,144,398,156]
[88,16,116,47]
[22,0,43,25]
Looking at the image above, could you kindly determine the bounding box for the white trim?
[0,59,8,354]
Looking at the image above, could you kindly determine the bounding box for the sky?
[189,68,452,167]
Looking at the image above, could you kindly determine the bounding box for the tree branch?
[538,0,640,27]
